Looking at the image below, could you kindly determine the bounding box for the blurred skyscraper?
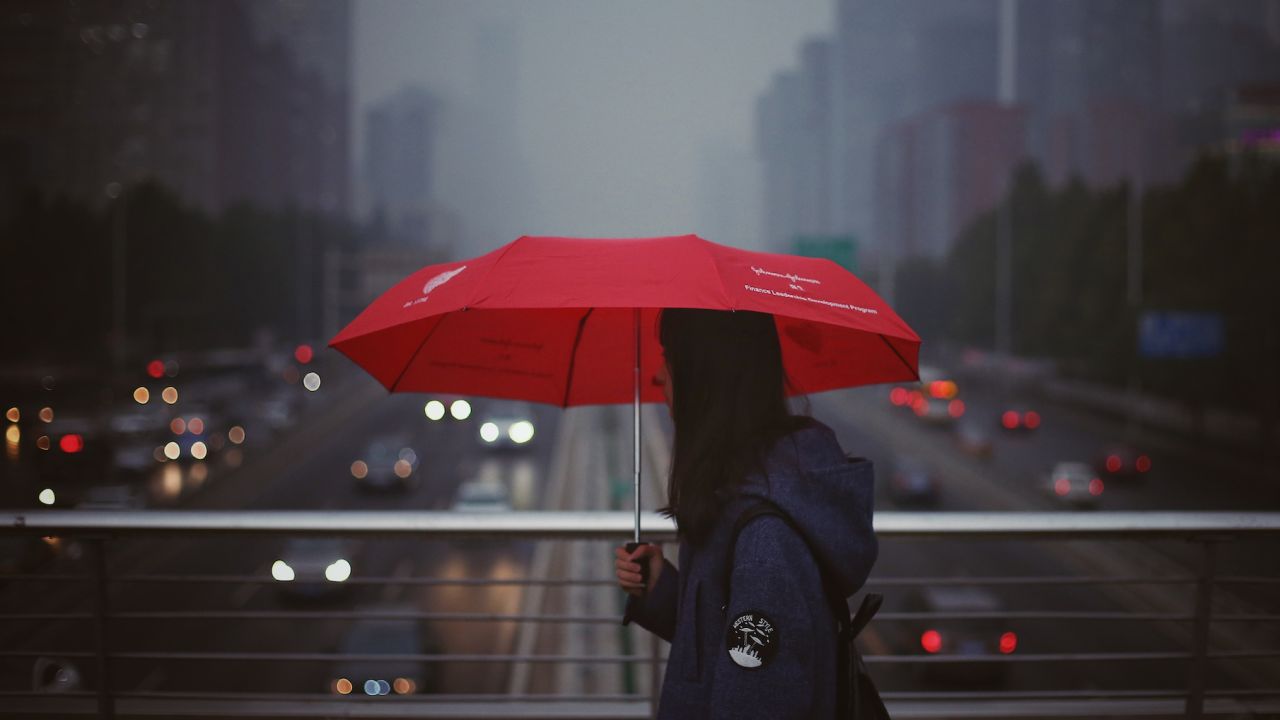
[755,0,1280,272]
[363,86,448,247]
[0,0,351,216]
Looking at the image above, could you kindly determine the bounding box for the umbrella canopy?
[329,234,920,405]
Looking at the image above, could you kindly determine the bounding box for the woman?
[615,308,878,719]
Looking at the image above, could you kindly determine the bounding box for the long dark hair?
[657,308,809,545]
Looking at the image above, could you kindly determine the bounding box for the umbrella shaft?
[633,308,642,545]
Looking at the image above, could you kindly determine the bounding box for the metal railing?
[2,510,1280,719]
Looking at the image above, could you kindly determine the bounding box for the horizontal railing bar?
[880,688,1188,700]
[0,650,1196,664]
[866,575,1197,586]
[0,572,1207,586]
[0,610,1216,623]
[107,575,619,586]
[0,690,651,702]
[876,611,1195,621]
[1207,650,1280,659]
[0,651,652,663]
[865,651,1191,663]
[5,510,1280,538]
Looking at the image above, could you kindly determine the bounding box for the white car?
[272,538,355,599]
[475,401,536,449]
[451,481,511,513]
[1044,461,1104,509]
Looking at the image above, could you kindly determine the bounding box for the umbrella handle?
[624,541,651,593]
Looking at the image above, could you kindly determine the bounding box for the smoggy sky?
[353,0,832,253]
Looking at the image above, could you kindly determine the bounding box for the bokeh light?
[190,441,208,460]
[450,399,472,420]
[302,372,321,391]
[38,407,53,423]
[228,426,246,445]
[133,386,150,404]
[4,407,18,423]
[424,401,445,420]
[161,387,178,404]
[164,441,180,460]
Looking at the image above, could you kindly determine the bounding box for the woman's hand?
[614,543,664,597]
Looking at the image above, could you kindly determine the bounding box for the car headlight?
[508,420,534,444]
[272,560,295,582]
[479,422,499,443]
[325,558,351,582]
[450,400,472,420]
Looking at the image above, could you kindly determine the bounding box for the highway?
[1,361,1277,699]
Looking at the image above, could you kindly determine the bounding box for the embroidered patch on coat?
[726,610,778,669]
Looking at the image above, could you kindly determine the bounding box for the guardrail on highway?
[2,510,1279,719]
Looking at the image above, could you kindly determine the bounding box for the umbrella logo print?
[423,265,467,295]
[404,265,467,309]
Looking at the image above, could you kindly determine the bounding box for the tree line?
[894,152,1280,418]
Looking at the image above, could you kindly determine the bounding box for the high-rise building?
[0,0,352,216]
[364,86,441,245]
[877,101,1025,261]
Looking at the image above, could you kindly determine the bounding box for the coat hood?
[737,420,878,599]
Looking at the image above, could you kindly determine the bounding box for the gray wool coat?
[623,421,878,719]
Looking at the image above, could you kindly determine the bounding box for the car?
[475,401,536,450]
[905,585,1016,686]
[912,396,965,426]
[257,394,299,434]
[34,414,110,506]
[76,484,146,510]
[272,538,355,600]
[887,457,939,507]
[1096,444,1151,479]
[351,437,419,493]
[330,605,438,696]
[451,480,512,513]
[423,395,472,422]
[996,406,1040,432]
[1044,461,1104,509]
[953,422,993,459]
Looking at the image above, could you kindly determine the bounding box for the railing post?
[1185,538,1217,719]
[649,630,659,719]
[90,537,115,720]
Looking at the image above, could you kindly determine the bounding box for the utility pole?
[995,0,1018,367]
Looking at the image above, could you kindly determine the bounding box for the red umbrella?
[329,234,920,542]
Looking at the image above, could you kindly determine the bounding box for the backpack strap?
[722,500,853,628]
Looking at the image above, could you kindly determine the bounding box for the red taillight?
[1089,478,1104,495]
[1105,455,1121,473]
[1136,455,1151,473]
[1024,411,1041,429]
[1002,411,1019,429]
[1054,477,1070,496]
[948,399,965,418]
[890,388,908,406]
[59,434,84,453]
[999,632,1018,654]
[920,630,942,653]
[146,360,165,379]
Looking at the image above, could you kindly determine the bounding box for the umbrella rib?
[389,315,449,393]
[878,333,921,382]
[560,308,594,408]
